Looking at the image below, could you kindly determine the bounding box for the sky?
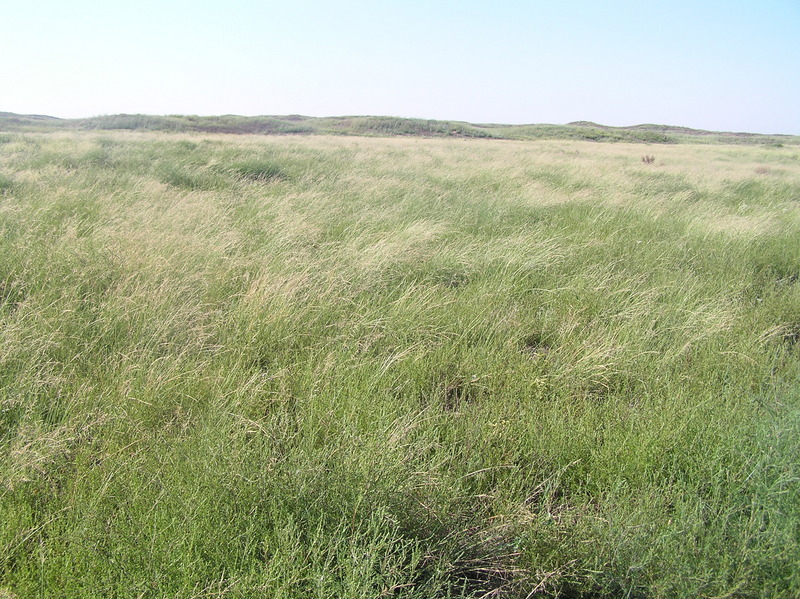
[2,0,799,134]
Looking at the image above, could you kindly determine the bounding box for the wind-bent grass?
[1,132,799,598]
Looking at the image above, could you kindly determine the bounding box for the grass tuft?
[228,158,286,182]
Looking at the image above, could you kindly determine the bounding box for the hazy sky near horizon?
[2,0,799,134]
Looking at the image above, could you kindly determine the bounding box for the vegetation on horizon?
[2,111,798,145]
[1,131,799,597]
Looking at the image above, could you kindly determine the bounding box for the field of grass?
[1,130,799,598]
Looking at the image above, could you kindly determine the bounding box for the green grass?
[1,132,799,598]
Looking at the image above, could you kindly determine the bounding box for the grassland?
[1,130,799,598]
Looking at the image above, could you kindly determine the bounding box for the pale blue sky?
[2,0,798,133]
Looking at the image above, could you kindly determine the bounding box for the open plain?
[1,130,799,597]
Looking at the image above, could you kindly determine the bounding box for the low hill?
[1,112,797,145]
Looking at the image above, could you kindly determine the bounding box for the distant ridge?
[0,111,62,120]
[1,112,796,144]
[567,121,773,138]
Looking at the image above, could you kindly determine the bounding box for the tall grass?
[1,132,799,597]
